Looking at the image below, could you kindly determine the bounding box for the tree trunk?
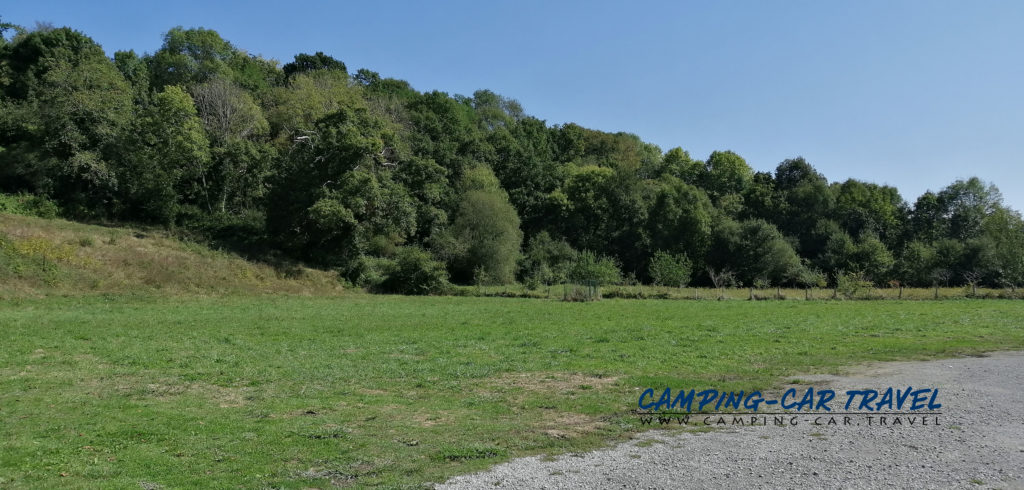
[805,287,810,300]
[749,287,754,301]
[934,285,939,299]
[898,285,904,300]
[777,286,782,300]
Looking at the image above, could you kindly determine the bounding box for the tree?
[645,176,713,263]
[648,251,693,288]
[120,85,211,223]
[520,231,575,288]
[893,241,937,287]
[832,179,906,245]
[707,218,801,286]
[909,191,946,243]
[772,158,834,249]
[447,165,523,284]
[149,27,237,89]
[980,206,1024,290]
[267,69,361,144]
[191,76,272,213]
[851,233,894,285]
[374,246,451,295]
[702,150,753,199]
[282,51,346,78]
[567,250,621,286]
[0,27,133,216]
[938,177,1003,241]
[266,102,413,269]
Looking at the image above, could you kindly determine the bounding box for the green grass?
[1,295,1023,488]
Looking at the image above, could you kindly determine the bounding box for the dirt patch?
[411,410,455,428]
[541,412,606,439]
[485,372,620,393]
[115,380,249,408]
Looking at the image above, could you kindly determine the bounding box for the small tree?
[707,267,736,300]
[963,271,982,297]
[648,251,692,288]
[836,271,872,299]
[931,268,951,299]
[375,246,451,295]
[568,250,622,286]
[565,250,621,300]
[795,266,827,300]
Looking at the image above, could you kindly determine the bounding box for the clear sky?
[5,1,1024,211]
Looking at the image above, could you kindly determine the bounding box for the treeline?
[1,21,1023,294]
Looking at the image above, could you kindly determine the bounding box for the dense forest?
[2,21,1023,294]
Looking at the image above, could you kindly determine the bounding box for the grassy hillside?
[0,213,343,298]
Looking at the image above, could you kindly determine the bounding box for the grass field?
[1,295,1023,488]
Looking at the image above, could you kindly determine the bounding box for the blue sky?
[5,1,1024,211]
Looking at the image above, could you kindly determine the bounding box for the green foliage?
[708,218,801,286]
[282,51,346,78]
[0,21,1021,291]
[567,250,621,286]
[0,27,132,215]
[121,85,210,223]
[520,231,575,288]
[648,251,692,287]
[835,271,873,299]
[374,246,451,295]
[149,26,239,89]
[795,265,827,289]
[0,193,59,218]
[894,241,937,287]
[447,166,523,284]
[645,176,713,262]
[702,150,753,199]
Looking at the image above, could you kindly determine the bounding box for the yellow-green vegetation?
[458,283,1023,301]
[0,214,342,298]
[1,295,1022,487]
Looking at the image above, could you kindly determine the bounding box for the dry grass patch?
[0,213,343,297]
[486,371,620,394]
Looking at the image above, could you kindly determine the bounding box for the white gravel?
[438,352,1024,489]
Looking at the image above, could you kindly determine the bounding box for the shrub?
[0,193,60,219]
[648,251,692,287]
[567,250,621,286]
[374,247,451,295]
[349,255,395,290]
[836,271,872,299]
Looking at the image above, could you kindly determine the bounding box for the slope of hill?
[0,213,343,298]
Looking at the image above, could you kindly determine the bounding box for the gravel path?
[439,352,1024,489]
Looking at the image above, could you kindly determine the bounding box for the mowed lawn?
[1,296,1023,488]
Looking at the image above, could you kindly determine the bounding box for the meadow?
[1,295,1022,488]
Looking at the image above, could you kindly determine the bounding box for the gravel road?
[438,352,1024,489]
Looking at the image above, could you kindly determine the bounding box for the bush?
[648,251,692,287]
[373,247,451,295]
[567,250,621,286]
[0,193,60,219]
[835,271,873,299]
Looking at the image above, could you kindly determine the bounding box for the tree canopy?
[1,21,1022,292]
